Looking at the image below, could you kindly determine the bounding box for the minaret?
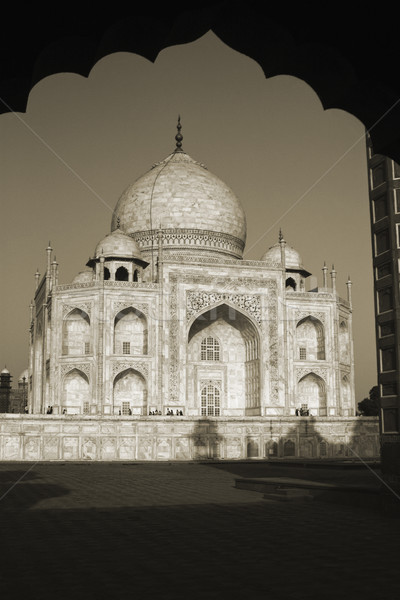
[330,264,336,293]
[346,275,352,306]
[34,268,40,290]
[51,256,58,287]
[46,242,52,294]
[322,262,328,289]
[279,228,286,269]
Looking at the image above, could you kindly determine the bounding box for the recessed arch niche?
[298,372,327,416]
[62,368,90,414]
[62,308,90,356]
[187,303,261,416]
[114,307,148,355]
[296,316,325,361]
[113,368,147,415]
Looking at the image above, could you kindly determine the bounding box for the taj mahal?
[1,121,379,461]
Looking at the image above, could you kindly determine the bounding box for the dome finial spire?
[174,115,184,152]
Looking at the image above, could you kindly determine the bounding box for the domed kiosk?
[20,120,367,463]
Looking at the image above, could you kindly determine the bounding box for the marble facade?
[20,125,369,460]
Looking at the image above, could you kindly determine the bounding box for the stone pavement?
[0,460,399,599]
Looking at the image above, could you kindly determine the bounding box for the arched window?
[114,307,147,355]
[62,309,90,355]
[339,321,350,364]
[115,266,129,281]
[285,277,296,291]
[133,269,139,282]
[104,267,110,280]
[296,316,325,360]
[113,368,147,415]
[62,369,90,414]
[298,373,327,416]
[200,336,220,361]
[201,384,221,416]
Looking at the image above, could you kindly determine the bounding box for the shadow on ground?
[0,462,399,599]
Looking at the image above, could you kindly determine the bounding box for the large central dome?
[111,136,247,260]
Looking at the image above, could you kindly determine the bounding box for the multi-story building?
[366,133,400,486]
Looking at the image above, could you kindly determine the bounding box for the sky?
[0,31,376,400]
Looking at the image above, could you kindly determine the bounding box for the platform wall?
[0,415,379,461]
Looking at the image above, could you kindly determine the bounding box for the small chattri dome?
[1,367,10,375]
[94,228,144,261]
[72,270,94,284]
[261,242,304,270]
[18,369,28,382]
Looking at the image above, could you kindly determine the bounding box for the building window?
[84,342,90,354]
[201,384,221,416]
[379,321,395,337]
[104,267,110,280]
[375,229,390,255]
[381,347,396,372]
[83,401,90,414]
[123,342,131,355]
[382,408,399,433]
[376,263,391,279]
[371,163,386,188]
[122,402,131,415]
[378,287,393,313]
[395,189,400,213]
[299,347,307,360]
[200,337,220,361]
[372,195,388,222]
[381,383,397,396]
[393,161,400,179]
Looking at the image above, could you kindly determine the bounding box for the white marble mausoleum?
[1,122,378,462]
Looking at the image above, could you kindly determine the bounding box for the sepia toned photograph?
[0,3,399,599]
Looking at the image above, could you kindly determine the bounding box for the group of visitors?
[148,409,184,416]
[166,408,184,416]
[295,407,312,416]
[46,406,53,414]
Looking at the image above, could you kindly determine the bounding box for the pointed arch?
[114,307,148,355]
[298,372,327,416]
[113,368,147,415]
[296,316,325,360]
[115,265,129,281]
[62,368,90,414]
[341,374,351,413]
[339,320,350,364]
[62,308,91,356]
[285,277,296,291]
[188,302,261,416]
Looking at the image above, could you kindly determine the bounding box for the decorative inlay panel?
[296,367,328,381]
[60,363,91,378]
[111,361,149,379]
[187,291,261,325]
[200,379,222,390]
[294,310,327,324]
[62,303,92,318]
[113,302,149,317]
[133,228,244,259]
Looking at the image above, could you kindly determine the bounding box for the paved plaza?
[0,460,399,599]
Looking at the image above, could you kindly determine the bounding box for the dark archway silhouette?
[1,3,400,161]
[2,2,399,483]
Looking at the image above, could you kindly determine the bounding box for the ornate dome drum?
[111,125,246,260]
